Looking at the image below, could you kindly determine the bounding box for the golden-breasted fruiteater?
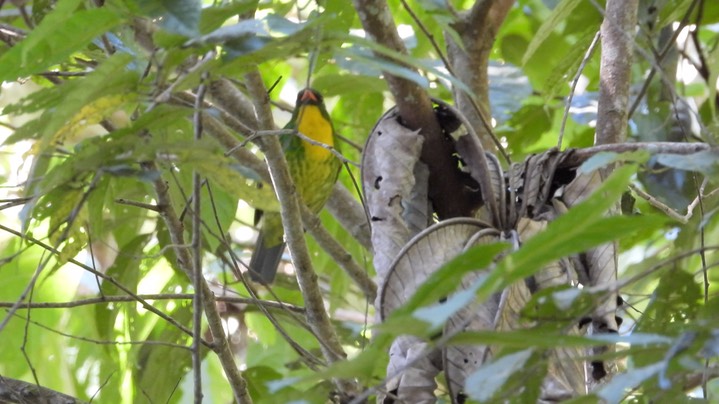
[249,88,341,283]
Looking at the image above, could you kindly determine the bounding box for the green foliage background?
[0,0,717,402]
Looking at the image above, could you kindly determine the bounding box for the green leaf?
[310,74,387,96]
[95,234,152,343]
[655,150,719,176]
[134,299,195,404]
[464,348,535,401]
[141,0,201,37]
[8,53,138,147]
[523,0,582,65]
[0,7,124,82]
[542,27,598,100]
[178,144,279,212]
[199,1,259,34]
[595,362,665,404]
[707,36,719,120]
[201,182,238,252]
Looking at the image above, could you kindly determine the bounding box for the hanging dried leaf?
[362,107,430,295]
[379,218,499,403]
[365,96,624,402]
[443,227,502,402]
[555,169,620,384]
[385,336,442,404]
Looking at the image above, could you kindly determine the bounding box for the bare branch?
[190,70,208,403]
[560,142,711,168]
[0,374,85,404]
[447,0,515,157]
[595,0,640,145]
[326,185,372,250]
[560,31,602,148]
[0,294,304,312]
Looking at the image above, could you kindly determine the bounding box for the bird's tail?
[249,231,285,283]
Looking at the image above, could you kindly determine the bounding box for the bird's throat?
[296,105,334,161]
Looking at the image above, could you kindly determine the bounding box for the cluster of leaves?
[0,0,717,403]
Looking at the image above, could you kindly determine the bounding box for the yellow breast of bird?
[296,105,334,161]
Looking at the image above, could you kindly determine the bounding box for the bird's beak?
[301,90,318,103]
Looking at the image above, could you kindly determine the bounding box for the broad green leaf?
[522,0,582,65]
[310,74,387,96]
[95,234,152,343]
[177,145,279,212]
[464,348,535,401]
[708,36,719,120]
[377,243,509,337]
[595,362,664,404]
[141,0,201,37]
[655,150,719,176]
[542,27,599,100]
[199,1,260,34]
[0,7,124,82]
[134,299,195,404]
[9,53,138,148]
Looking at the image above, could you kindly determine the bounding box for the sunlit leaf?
[0,7,124,82]
[522,0,582,65]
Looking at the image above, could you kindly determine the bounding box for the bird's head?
[296,88,324,106]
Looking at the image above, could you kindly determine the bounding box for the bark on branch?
[0,375,84,404]
[596,0,640,145]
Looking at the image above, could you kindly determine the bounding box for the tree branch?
[447,0,514,154]
[326,185,372,251]
[191,72,208,403]
[560,142,711,168]
[0,294,305,313]
[144,160,252,404]
[0,374,85,404]
[596,0,639,145]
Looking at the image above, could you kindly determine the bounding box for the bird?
[249,88,341,283]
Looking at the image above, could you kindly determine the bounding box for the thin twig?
[230,128,360,167]
[1,171,101,335]
[0,293,305,312]
[628,0,702,118]
[144,160,252,403]
[559,31,601,149]
[560,141,711,168]
[0,223,213,348]
[628,184,689,223]
[202,219,326,369]
[191,71,208,403]
[150,54,216,108]
[8,310,191,349]
[115,198,161,212]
